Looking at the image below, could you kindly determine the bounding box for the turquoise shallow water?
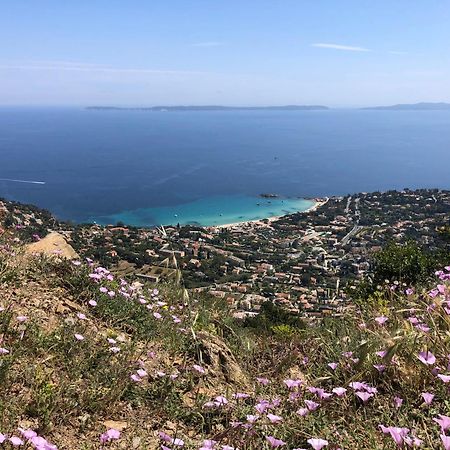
[92,195,315,227]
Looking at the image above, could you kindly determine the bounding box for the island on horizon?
[362,102,450,111]
[86,105,330,111]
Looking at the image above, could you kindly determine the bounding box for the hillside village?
[1,189,449,320]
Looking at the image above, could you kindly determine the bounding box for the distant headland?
[86,105,330,111]
[362,102,450,111]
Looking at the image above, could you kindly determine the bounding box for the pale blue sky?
[0,1,449,106]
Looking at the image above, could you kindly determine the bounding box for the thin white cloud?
[192,41,224,47]
[0,61,207,75]
[312,43,370,52]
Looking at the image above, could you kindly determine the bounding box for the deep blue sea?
[0,107,449,226]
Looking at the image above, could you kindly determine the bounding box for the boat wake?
[0,178,46,185]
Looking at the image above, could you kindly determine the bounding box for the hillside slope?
[1,208,450,449]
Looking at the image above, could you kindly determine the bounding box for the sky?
[0,1,449,107]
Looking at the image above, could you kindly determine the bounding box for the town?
[1,188,449,319]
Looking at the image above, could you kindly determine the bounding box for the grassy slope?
[1,233,450,449]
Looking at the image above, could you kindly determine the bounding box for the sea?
[0,107,449,227]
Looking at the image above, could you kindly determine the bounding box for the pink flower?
[441,434,450,450]
[375,350,387,358]
[332,387,347,397]
[256,377,270,386]
[438,374,450,383]
[434,415,450,433]
[417,351,436,365]
[265,436,286,448]
[307,438,329,450]
[100,429,121,443]
[214,396,228,406]
[77,313,87,320]
[136,369,147,378]
[379,426,410,447]
[267,413,283,424]
[9,436,24,446]
[16,315,28,322]
[233,392,250,399]
[130,374,141,382]
[192,364,206,374]
[284,379,302,389]
[246,414,259,423]
[305,400,319,411]
[327,362,338,370]
[355,391,373,403]
[0,348,10,355]
[0,433,5,444]
[296,408,309,416]
[74,333,84,341]
[421,392,434,405]
[394,396,403,409]
[88,300,97,307]
[375,316,388,325]
[373,364,386,373]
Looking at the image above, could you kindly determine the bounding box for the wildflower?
[284,379,302,389]
[375,316,388,325]
[72,260,81,266]
[9,436,24,446]
[136,369,147,378]
[192,364,206,375]
[417,351,436,365]
[100,428,121,443]
[327,362,338,370]
[265,436,286,448]
[74,333,84,341]
[267,413,283,424]
[434,415,450,433]
[246,414,259,423]
[441,434,450,450]
[421,392,434,405]
[406,288,414,296]
[130,374,141,382]
[296,407,309,416]
[109,347,121,353]
[379,426,409,447]
[349,381,368,391]
[307,438,329,450]
[305,400,319,411]
[0,348,10,355]
[88,300,97,307]
[16,315,27,322]
[214,396,228,406]
[107,338,117,344]
[375,350,387,358]
[233,392,250,399]
[332,387,347,397]
[199,440,217,450]
[437,372,450,383]
[255,400,270,413]
[100,287,108,293]
[153,312,162,320]
[373,364,386,373]
[355,391,373,403]
[394,396,403,409]
[256,377,270,386]
[0,433,5,443]
[77,313,87,320]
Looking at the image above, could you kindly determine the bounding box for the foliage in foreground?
[1,239,450,448]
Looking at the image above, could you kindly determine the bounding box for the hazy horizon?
[1,1,449,107]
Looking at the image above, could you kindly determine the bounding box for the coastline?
[209,197,329,230]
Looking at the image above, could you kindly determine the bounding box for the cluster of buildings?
[1,189,449,319]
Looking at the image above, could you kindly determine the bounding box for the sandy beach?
[210,197,329,230]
